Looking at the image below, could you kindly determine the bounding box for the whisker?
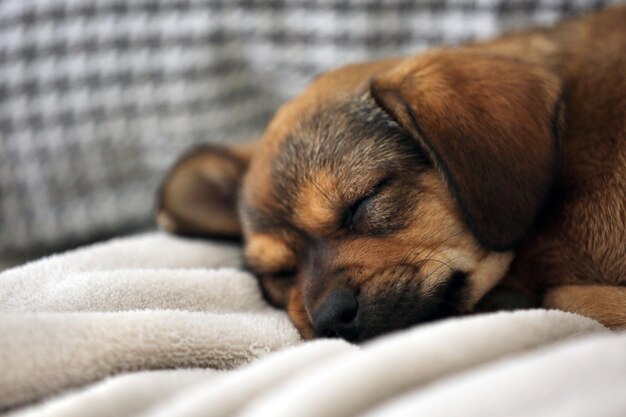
[402,230,465,266]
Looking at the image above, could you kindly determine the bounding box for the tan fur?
[158,6,626,337]
[330,172,511,304]
[294,171,341,233]
[245,234,296,274]
[288,286,316,340]
[544,285,626,329]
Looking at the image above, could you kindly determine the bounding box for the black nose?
[312,290,359,342]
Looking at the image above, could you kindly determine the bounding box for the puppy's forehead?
[278,99,395,201]
[243,95,414,235]
[241,59,404,231]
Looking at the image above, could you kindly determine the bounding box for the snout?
[308,271,468,343]
[312,289,360,342]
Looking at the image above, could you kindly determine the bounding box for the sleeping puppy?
[157,6,626,341]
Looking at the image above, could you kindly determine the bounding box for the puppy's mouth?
[310,271,469,343]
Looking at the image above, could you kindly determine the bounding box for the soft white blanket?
[1,233,624,417]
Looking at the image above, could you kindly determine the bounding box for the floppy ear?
[371,49,562,251]
[156,143,257,239]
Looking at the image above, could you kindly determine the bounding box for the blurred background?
[0,0,622,267]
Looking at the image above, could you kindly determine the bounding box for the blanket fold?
[0,233,300,410]
[1,232,623,417]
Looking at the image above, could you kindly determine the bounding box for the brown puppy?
[157,7,626,341]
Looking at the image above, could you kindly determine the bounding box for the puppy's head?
[158,50,562,342]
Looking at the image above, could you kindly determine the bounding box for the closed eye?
[344,177,391,231]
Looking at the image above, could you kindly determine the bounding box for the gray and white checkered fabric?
[0,0,621,254]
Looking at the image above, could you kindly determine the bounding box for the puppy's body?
[480,10,626,285]
[484,10,626,328]
[159,7,626,339]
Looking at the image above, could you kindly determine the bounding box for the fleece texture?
[1,232,624,417]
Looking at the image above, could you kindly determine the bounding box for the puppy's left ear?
[156,143,256,239]
[371,50,563,250]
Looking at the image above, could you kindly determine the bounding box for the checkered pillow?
[0,0,620,254]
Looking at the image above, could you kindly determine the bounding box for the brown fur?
[157,142,255,238]
[158,7,626,340]
[544,286,626,329]
[371,50,562,250]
